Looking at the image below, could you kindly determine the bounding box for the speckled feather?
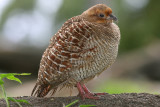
[31,4,120,97]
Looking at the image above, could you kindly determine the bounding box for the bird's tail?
[31,83,57,97]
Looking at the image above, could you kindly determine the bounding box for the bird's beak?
[107,14,118,21]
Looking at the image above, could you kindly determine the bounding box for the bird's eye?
[99,14,104,18]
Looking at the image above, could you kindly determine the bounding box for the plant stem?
[8,97,22,107]
[1,84,10,107]
[66,100,79,107]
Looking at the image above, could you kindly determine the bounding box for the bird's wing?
[32,19,95,97]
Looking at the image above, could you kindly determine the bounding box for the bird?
[31,4,120,99]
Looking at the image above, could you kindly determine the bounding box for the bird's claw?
[93,92,106,96]
[78,92,106,100]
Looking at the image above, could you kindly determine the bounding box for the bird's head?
[82,4,117,24]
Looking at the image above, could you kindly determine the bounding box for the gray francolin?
[31,4,120,99]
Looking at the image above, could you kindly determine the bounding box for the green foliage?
[0,73,31,107]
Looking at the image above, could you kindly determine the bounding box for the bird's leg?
[82,84,94,96]
[77,82,85,99]
[82,84,105,96]
[77,83,100,99]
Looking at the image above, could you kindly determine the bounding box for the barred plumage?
[31,4,120,99]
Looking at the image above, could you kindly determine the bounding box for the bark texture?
[0,93,160,107]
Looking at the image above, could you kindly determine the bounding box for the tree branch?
[0,93,160,107]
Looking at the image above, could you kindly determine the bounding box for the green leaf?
[11,73,31,76]
[8,97,22,107]
[65,100,79,107]
[79,105,96,107]
[0,79,4,85]
[1,84,10,107]
[15,99,30,104]
[0,74,13,79]
[0,73,31,107]
[6,76,22,84]
[0,73,31,84]
[0,73,31,79]
[18,73,31,76]
[8,97,30,104]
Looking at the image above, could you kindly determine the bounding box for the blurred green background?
[0,0,160,97]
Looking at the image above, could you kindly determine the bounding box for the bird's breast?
[70,25,120,83]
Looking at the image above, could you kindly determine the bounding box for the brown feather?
[31,4,120,97]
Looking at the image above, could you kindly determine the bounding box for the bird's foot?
[79,93,100,100]
[94,92,106,96]
[77,83,106,100]
[77,92,106,100]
